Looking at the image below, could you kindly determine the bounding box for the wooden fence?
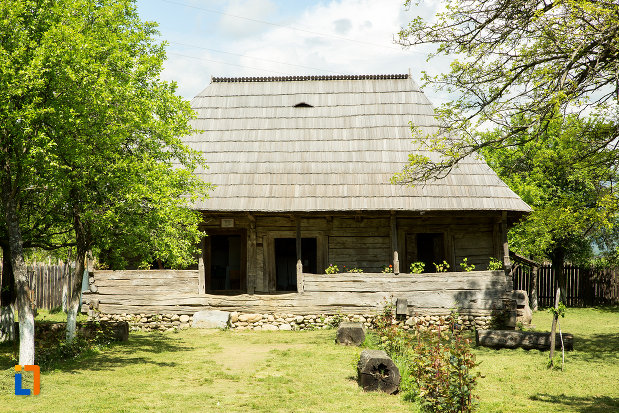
[0,262,79,310]
[512,263,619,307]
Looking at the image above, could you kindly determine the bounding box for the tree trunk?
[67,208,88,343]
[1,247,16,342]
[2,192,35,365]
[549,287,561,367]
[551,248,566,303]
[530,265,539,311]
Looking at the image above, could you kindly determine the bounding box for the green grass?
[0,307,617,412]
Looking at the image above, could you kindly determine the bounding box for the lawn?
[0,307,617,412]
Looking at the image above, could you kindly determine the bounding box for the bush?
[371,306,480,412]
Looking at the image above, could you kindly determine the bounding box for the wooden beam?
[198,237,206,294]
[501,211,512,275]
[390,213,400,274]
[296,217,304,292]
[247,220,256,295]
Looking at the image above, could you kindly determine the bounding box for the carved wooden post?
[247,215,256,295]
[198,237,206,294]
[296,218,304,293]
[390,213,399,274]
[501,211,512,275]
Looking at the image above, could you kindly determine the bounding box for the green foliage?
[548,302,567,319]
[434,261,450,272]
[371,308,480,412]
[459,258,475,272]
[481,114,619,264]
[0,0,211,271]
[325,264,340,274]
[396,0,619,184]
[487,258,503,271]
[410,261,425,274]
[346,267,363,273]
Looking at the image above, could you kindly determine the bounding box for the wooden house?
[85,74,530,319]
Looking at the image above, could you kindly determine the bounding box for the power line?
[168,41,340,74]
[167,52,290,75]
[159,0,412,51]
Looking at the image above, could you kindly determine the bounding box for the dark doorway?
[208,234,246,292]
[416,233,445,273]
[274,238,317,291]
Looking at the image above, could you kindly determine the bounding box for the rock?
[279,324,292,331]
[262,324,278,331]
[357,350,400,394]
[513,290,533,325]
[336,322,365,346]
[230,312,239,323]
[192,310,230,329]
[179,315,190,323]
[295,316,304,324]
[238,313,262,323]
[171,314,180,321]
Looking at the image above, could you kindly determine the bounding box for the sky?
[135,0,449,103]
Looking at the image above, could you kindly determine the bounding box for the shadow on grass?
[51,333,192,373]
[571,331,619,362]
[591,305,619,314]
[530,393,619,413]
[1,332,193,372]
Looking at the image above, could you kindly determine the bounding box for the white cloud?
[217,0,277,39]
[156,0,451,104]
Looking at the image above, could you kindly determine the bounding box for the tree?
[482,114,619,292]
[395,0,619,182]
[1,0,209,362]
[481,113,618,366]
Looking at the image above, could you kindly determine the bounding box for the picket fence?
[512,263,619,307]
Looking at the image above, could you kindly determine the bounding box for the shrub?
[382,264,394,273]
[409,319,480,413]
[371,306,480,412]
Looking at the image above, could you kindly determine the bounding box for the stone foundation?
[88,311,494,332]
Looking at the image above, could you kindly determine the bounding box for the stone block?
[192,310,230,329]
[336,322,365,346]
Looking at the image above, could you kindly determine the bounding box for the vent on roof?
[294,102,313,108]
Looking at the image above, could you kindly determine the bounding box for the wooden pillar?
[501,211,512,276]
[390,213,399,274]
[296,218,304,292]
[198,237,206,294]
[247,215,256,295]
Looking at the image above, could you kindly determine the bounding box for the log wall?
[84,270,511,316]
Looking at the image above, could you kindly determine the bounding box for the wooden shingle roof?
[185,74,531,213]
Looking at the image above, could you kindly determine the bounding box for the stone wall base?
[88,311,494,332]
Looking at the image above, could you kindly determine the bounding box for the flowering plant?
[382,264,393,273]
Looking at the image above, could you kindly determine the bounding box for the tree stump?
[357,349,400,394]
[336,322,365,346]
[476,329,573,350]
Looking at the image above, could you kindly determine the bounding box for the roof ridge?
[211,74,409,83]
